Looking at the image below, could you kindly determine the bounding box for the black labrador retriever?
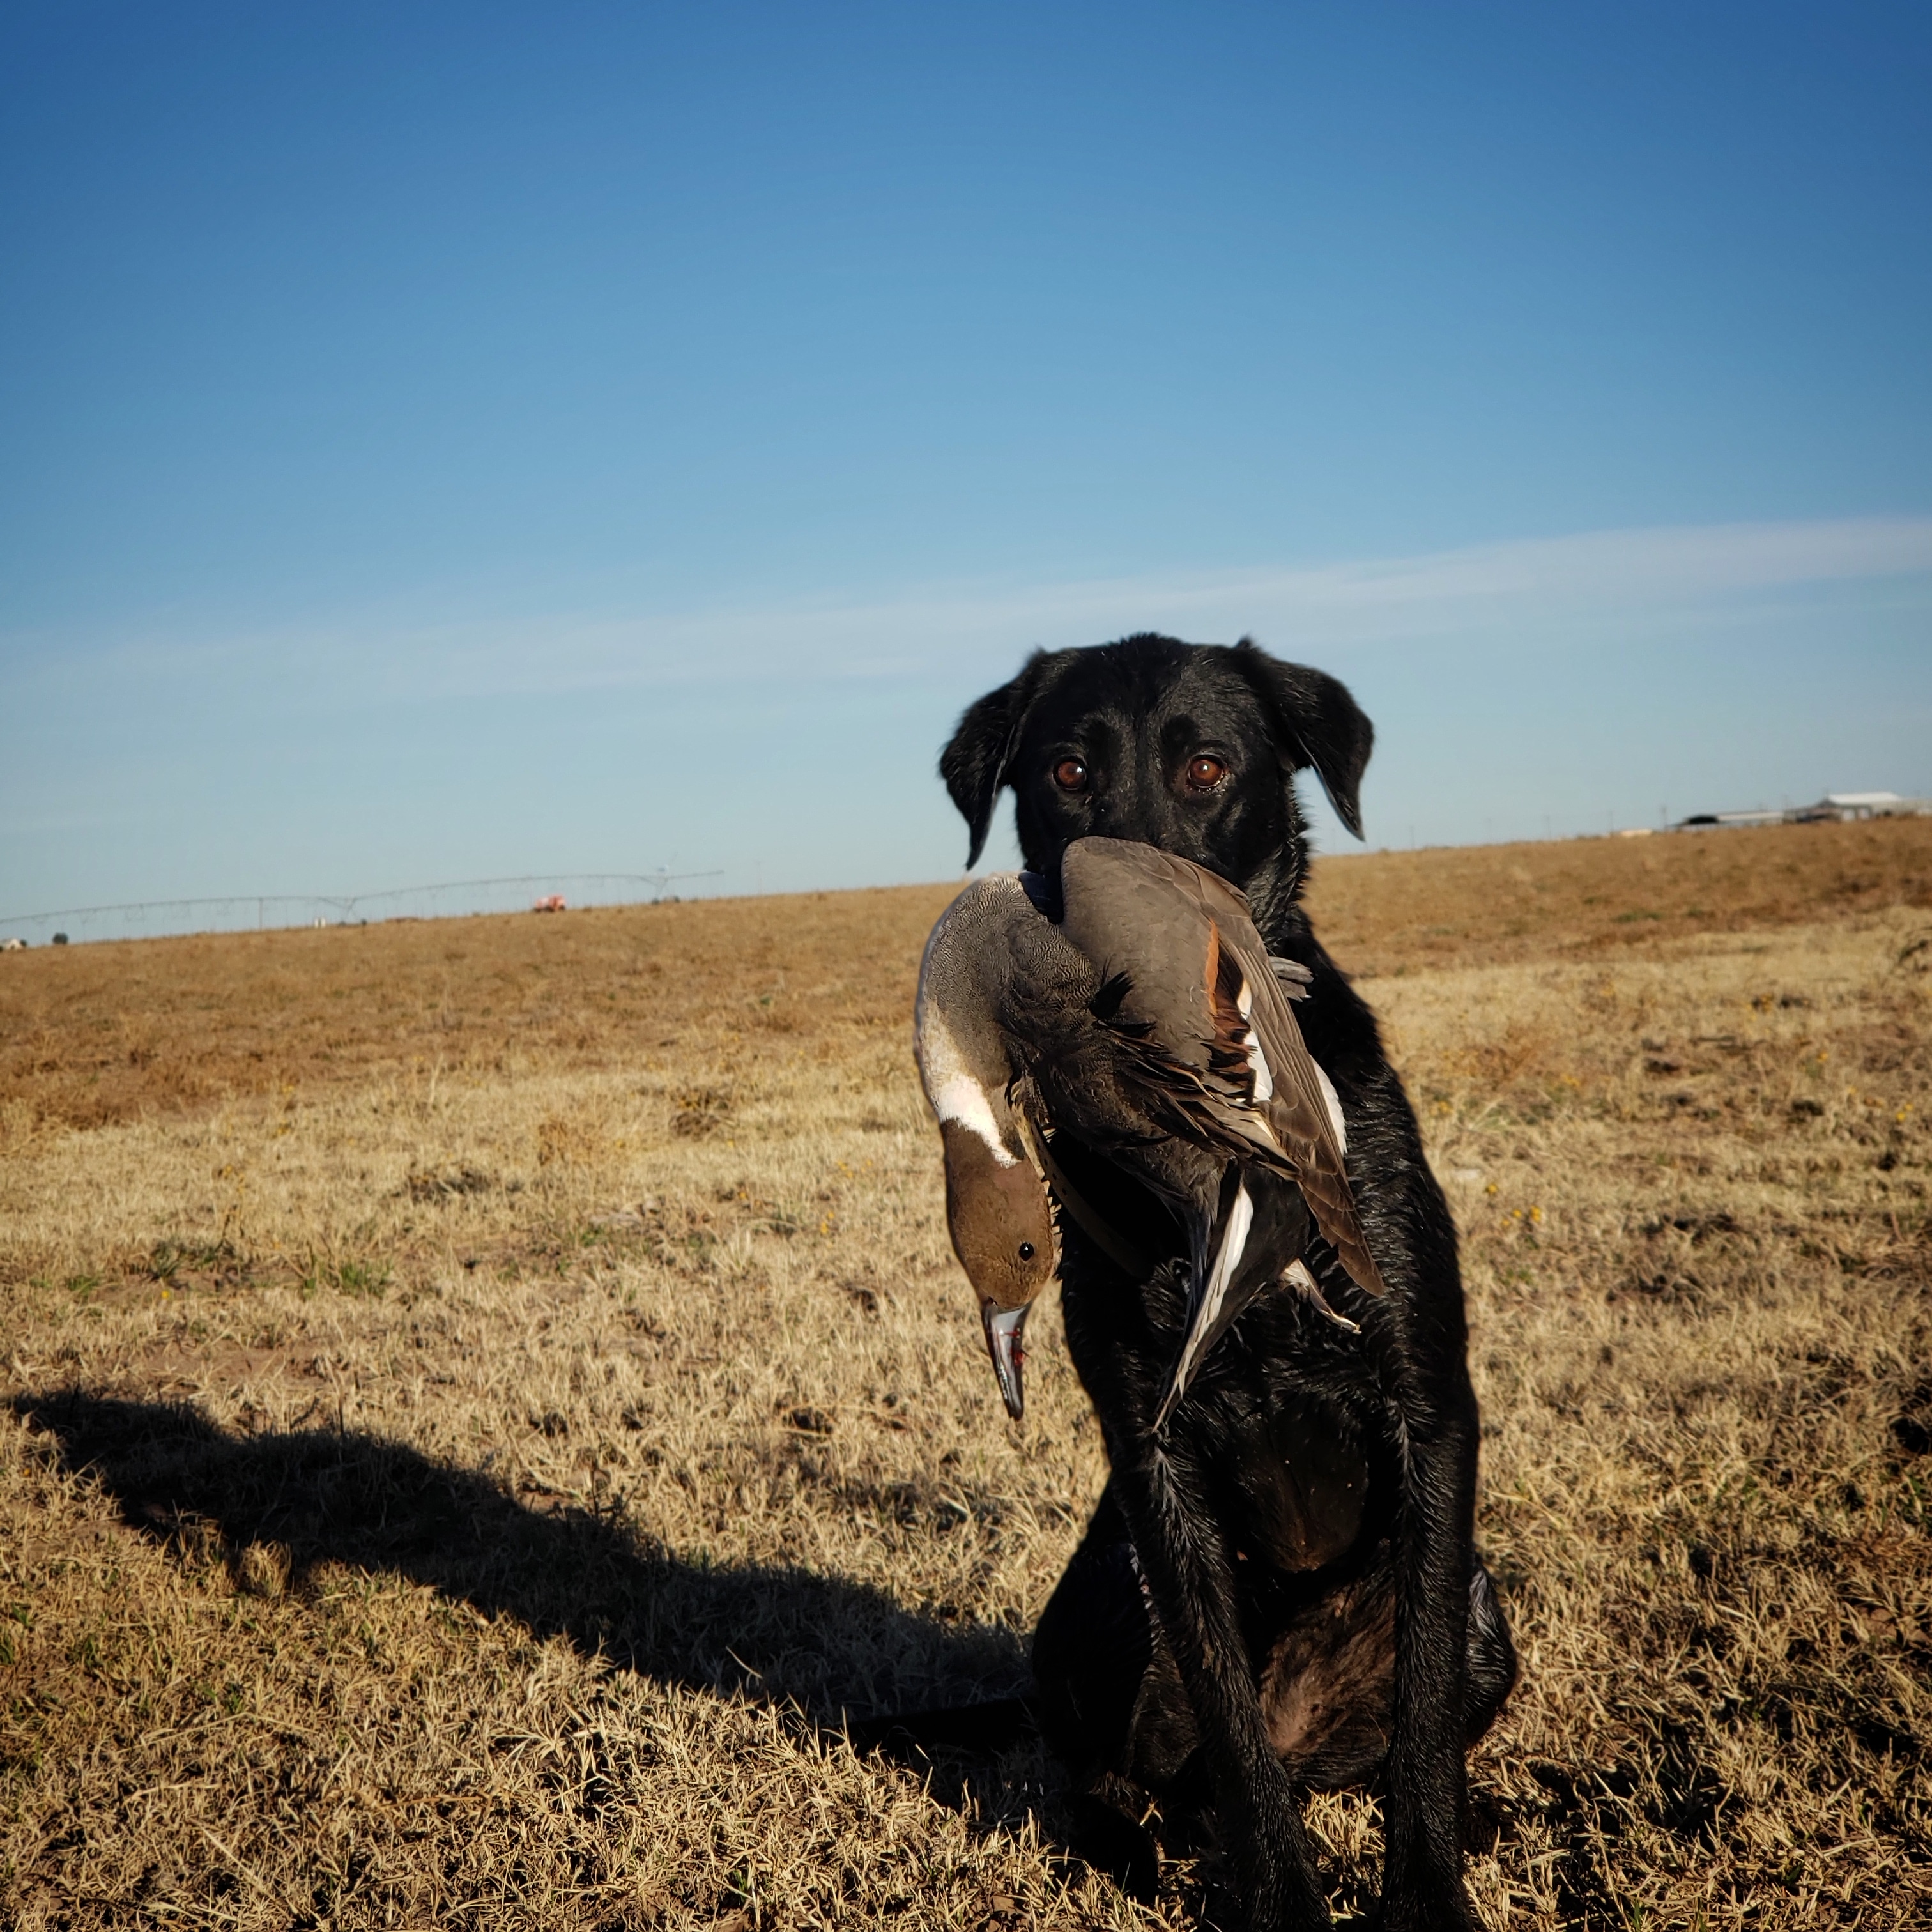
[939,634,1516,1932]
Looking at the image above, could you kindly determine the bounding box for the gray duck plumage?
[914,836,1384,1427]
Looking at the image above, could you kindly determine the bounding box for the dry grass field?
[3,817,1929,1930]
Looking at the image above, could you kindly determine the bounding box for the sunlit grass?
[2,827,1929,1926]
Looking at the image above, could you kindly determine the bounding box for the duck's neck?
[919,1010,1023,1167]
[915,885,1032,1166]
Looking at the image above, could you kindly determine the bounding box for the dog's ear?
[1232,640,1374,839]
[939,651,1058,867]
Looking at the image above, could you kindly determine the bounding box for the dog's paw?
[1372,1882,1480,1932]
[1064,1793,1160,1905]
[1242,1889,1332,1932]
[1238,1837,1333,1932]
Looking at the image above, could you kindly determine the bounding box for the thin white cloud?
[1232,514,1932,613]
[10,513,1931,704]
[387,511,1932,691]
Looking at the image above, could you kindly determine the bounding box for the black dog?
[939,634,1516,1931]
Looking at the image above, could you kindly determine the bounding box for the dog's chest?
[1215,1386,1372,1574]
[1058,1238,1377,1578]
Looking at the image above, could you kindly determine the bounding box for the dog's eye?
[1186,756,1228,792]
[1052,758,1089,793]
[1018,1241,1036,1261]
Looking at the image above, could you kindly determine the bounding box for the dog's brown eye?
[1053,758,1089,792]
[1186,755,1228,792]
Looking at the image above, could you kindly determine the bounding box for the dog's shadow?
[10,1389,1039,1779]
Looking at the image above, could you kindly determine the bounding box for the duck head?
[937,1104,1057,1418]
[916,875,1062,1418]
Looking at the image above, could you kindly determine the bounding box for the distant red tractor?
[531,894,567,914]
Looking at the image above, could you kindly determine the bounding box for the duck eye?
[1186,755,1228,792]
[1018,1241,1036,1261]
[1052,757,1089,792]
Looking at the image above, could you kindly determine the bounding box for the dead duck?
[915,838,1384,1426]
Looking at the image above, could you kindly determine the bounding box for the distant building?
[1676,791,1931,830]
[1820,791,1923,818]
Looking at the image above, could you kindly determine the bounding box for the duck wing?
[1061,839,1384,1302]
[1202,918,1387,1302]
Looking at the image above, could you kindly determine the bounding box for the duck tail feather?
[1154,1176,1255,1431]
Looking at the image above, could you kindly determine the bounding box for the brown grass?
[0,885,960,1135]
[3,821,1929,1928]
[1302,815,1932,976]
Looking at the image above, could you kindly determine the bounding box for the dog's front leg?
[1108,1422,1331,1932]
[1376,1356,1481,1932]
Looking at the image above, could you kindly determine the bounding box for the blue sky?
[3,3,1929,931]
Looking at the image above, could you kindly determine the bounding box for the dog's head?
[939,634,1372,910]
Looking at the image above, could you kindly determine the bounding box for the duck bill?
[982,1302,1031,1420]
